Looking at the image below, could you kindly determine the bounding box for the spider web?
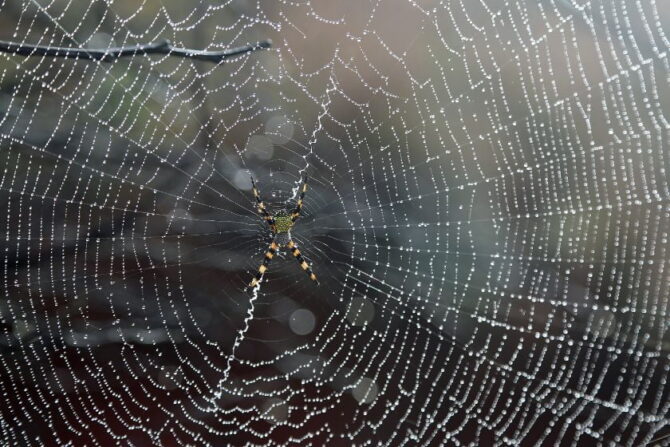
[0,0,669,445]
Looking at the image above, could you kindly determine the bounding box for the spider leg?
[286,240,319,284]
[249,240,280,287]
[250,177,276,232]
[290,176,308,222]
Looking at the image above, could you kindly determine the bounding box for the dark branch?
[0,38,272,63]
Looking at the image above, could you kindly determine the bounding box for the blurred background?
[0,0,669,445]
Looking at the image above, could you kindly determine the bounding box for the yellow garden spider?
[248,176,318,287]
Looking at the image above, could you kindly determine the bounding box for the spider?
[248,176,319,287]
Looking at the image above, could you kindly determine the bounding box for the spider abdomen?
[273,215,294,234]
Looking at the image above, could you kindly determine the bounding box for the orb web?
[0,0,669,445]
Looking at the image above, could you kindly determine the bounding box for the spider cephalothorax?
[248,176,318,287]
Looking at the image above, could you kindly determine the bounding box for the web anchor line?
[0,38,272,63]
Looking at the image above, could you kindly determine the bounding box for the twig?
[0,38,272,63]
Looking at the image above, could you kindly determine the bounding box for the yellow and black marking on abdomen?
[249,241,279,287]
[287,240,318,283]
[273,213,293,234]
